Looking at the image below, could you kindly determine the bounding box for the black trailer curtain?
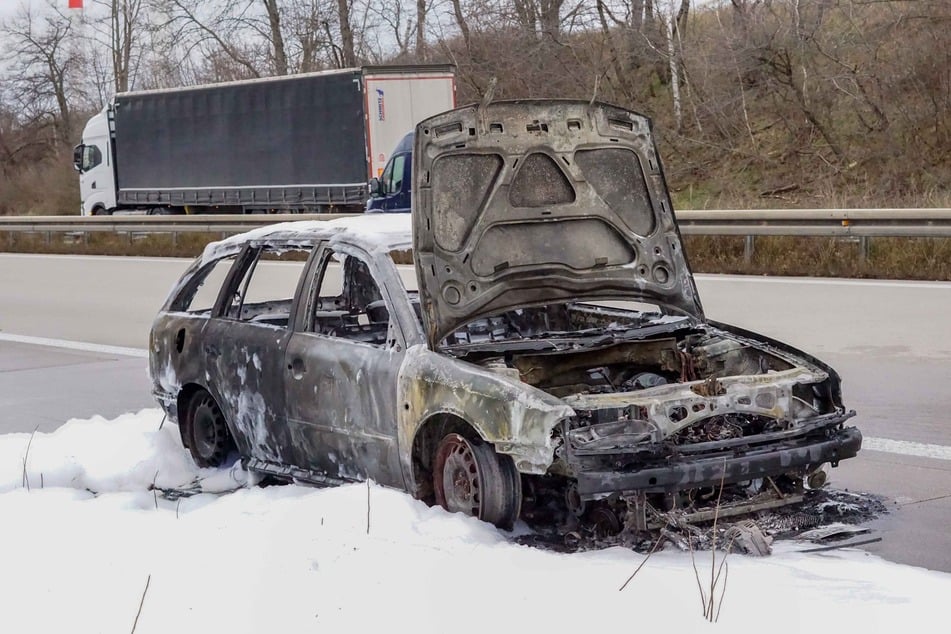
[114,71,367,189]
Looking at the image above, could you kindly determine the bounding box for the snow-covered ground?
[2,411,948,633]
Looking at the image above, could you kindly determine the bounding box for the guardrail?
[674,208,951,238]
[1,208,948,237]
[1,209,949,262]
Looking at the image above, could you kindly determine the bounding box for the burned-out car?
[149,100,861,533]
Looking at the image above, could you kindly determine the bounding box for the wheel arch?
[177,382,239,451]
[410,412,484,504]
[175,382,208,448]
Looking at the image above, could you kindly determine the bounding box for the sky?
[0,408,949,633]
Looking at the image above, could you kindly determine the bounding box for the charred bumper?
[575,424,862,499]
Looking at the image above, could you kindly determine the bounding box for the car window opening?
[312,250,392,347]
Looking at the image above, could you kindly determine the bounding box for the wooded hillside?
[1,0,947,215]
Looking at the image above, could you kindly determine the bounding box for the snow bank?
[0,410,948,633]
[0,409,244,494]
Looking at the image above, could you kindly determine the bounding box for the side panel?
[114,71,368,192]
[364,73,455,179]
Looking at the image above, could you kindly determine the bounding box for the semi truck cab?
[73,110,116,216]
[366,131,413,213]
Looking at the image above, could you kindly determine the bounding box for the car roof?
[200,214,413,264]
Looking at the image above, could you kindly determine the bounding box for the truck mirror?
[368,177,383,198]
[72,144,84,172]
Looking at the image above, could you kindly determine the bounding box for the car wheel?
[186,390,234,467]
[432,433,521,530]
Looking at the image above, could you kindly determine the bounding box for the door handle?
[288,357,306,379]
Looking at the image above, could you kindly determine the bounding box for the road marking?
[863,437,951,462]
[695,274,951,290]
[0,253,191,265]
[0,333,148,358]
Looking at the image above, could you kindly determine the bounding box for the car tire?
[185,390,235,468]
[432,433,521,530]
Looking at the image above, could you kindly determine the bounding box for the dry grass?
[684,236,951,281]
[1,231,220,258]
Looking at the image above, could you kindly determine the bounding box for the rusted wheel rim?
[434,434,482,516]
[191,394,228,464]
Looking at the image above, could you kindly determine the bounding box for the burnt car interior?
[223,246,311,327]
[311,251,392,346]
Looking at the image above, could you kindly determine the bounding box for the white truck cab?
[72,109,116,216]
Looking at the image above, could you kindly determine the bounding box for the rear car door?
[201,243,315,465]
[283,244,406,487]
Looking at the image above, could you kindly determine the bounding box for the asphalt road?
[1,253,949,571]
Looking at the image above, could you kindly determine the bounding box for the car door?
[383,152,411,213]
[201,242,316,465]
[283,244,406,488]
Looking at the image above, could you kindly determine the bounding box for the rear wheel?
[185,390,234,467]
[432,433,521,530]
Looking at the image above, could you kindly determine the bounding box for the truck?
[72,65,455,216]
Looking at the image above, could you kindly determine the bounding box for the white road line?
[695,274,951,290]
[863,437,951,462]
[0,333,148,358]
[0,253,191,264]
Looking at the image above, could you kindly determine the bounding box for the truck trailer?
[73,65,455,215]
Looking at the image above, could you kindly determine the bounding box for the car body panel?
[396,344,575,490]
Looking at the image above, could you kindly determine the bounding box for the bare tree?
[1,1,82,144]
[262,0,290,74]
[512,0,566,40]
[161,0,273,78]
[416,0,427,59]
[81,0,151,93]
[336,0,356,66]
[368,0,414,58]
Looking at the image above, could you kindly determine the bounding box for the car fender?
[397,344,574,488]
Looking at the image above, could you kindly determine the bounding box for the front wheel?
[433,433,521,530]
[185,390,235,467]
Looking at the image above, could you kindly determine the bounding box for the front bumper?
[575,425,862,499]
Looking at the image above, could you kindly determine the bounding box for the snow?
[2,410,949,633]
[201,214,413,264]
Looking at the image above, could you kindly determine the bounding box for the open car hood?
[413,100,704,349]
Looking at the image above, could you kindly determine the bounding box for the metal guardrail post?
[744,235,755,263]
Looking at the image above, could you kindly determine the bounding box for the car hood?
[412,100,704,349]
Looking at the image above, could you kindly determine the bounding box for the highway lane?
[1,252,949,570]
